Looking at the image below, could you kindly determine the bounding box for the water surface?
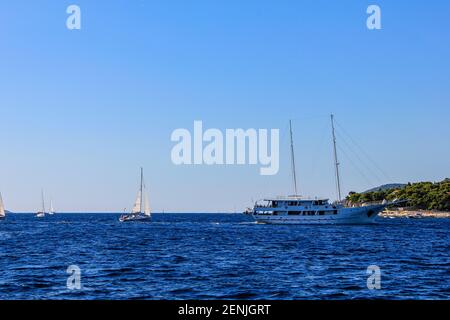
[0,213,448,299]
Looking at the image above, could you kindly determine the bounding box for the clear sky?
[1,0,449,212]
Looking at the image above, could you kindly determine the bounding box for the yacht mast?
[289,120,298,196]
[139,167,144,214]
[330,114,342,201]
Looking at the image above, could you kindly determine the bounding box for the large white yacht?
[248,115,396,225]
[251,197,391,224]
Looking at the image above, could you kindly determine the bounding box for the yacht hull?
[252,204,386,225]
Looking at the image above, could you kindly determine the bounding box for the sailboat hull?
[119,214,151,222]
[36,212,45,218]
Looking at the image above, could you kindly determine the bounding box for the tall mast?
[41,189,46,214]
[140,167,144,214]
[289,120,298,196]
[330,114,342,201]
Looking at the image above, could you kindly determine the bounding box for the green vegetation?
[347,179,450,211]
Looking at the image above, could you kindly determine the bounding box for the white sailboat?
[36,189,46,218]
[119,168,151,222]
[49,200,55,215]
[248,115,400,224]
[0,192,6,219]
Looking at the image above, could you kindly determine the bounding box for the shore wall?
[380,209,450,218]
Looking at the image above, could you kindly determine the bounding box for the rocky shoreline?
[380,209,450,219]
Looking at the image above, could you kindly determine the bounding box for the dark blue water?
[0,213,448,300]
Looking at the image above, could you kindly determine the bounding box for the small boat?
[48,200,55,215]
[119,168,151,222]
[0,192,6,220]
[36,189,46,218]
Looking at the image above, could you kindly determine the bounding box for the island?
[346,179,450,218]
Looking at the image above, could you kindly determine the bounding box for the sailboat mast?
[289,120,298,196]
[41,189,46,214]
[140,167,144,214]
[330,114,342,201]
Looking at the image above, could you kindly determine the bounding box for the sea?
[0,213,448,300]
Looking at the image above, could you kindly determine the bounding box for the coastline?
[380,209,450,219]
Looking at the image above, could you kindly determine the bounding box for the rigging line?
[337,144,374,189]
[309,120,329,182]
[337,145,372,192]
[334,122,388,182]
[334,120,392,181]
[334,130,385,185]
[335,128,382,184]
[285,116,328,180]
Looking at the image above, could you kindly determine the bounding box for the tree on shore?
[346,179,450,211]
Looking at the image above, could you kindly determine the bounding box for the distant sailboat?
[0,193,6,219]
[119,168,151,222]
[36,190,46,218]
[49,200,55,215]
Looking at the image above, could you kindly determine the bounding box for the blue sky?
[0,0,449,212]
